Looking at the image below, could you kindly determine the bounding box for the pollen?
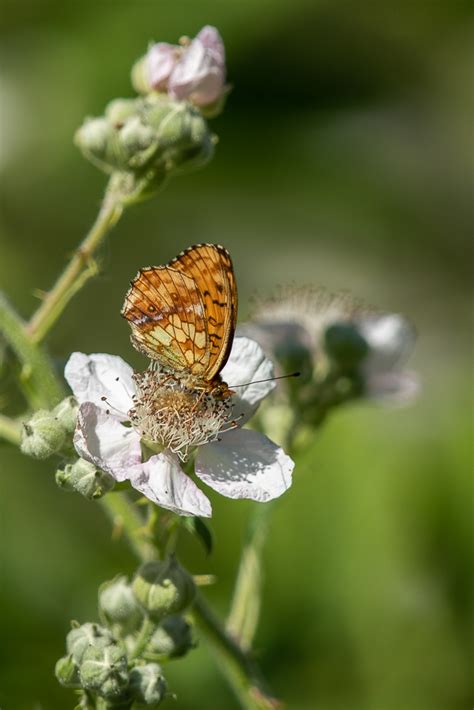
[128,369,235,461]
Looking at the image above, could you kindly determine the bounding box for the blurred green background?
[0,2,472,709]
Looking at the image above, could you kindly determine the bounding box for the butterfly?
[121,243,238,397]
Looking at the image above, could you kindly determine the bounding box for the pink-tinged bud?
[148,42,180,91]
[169,26,226,107]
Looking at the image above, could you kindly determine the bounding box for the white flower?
[357,314,419,403]
[64,337,294,518]
[147,26,226,107]
[241,288,419,404]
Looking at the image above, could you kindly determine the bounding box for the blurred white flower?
[241,288,419,404]
[147,26,226,108]
[65,337,294,517]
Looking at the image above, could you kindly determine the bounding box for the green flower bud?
[132,557,196,621]
[129,663,167,706]
[56,459,115,499]
[20,409,66,459]
[130,56,151,95]
[141,99,213,175]
[66,622,115,665]
[79,644,129,699]
[52,396,78,434]
[324,323,370,370]
[55,654,81,688]
[74,117,122,173]
[75,96,214,195]
[147,615,195,659]
[99,576,144,636]
[106,98,141,126]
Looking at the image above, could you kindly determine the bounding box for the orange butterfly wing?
[169,244,238,380]
[121,244,238,383]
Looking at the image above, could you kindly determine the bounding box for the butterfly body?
[121,244,238,398]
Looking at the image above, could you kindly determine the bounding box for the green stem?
[99,491,157,562]
[192,595,280,710]
[0,413,22,446]
[226,502,273,649]
[0,293,65,409]
[26,174,125,344]
[129,616,156,661]
[99,491,278,710]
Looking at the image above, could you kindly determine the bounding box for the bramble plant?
[0,25,418,710]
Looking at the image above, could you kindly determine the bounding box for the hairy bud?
[147,615,195,659]
[21,409,66,459]
[66,623,115,666]
[129,663,167,706]
[79,644,129,699]
[55,654,81,688]
[132,557,196,621]
[56,459,115,500]
[99,576,144,636]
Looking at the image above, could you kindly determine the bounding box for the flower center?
[128,370,234,461]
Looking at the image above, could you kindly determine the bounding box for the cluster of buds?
[20,394,116,499]
[75,26,227,201]
[240,288,419,441]
[56,557,196,707]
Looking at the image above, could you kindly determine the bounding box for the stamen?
[100,395,127,419]
[129,370,235,461]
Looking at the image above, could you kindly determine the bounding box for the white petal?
[65,352,134,420]
[74,402,141,482]
[195,26,225,65]
[129,451,212,517]
[195,428,293,502]
[147,42,179,90]
[169,30,225,106]
[358,315,416,374]
[366,371,421,405]
[221,337,276,422]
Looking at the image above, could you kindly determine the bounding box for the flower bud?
[129,663,167,706]
[132,26,227,115]
[74,117,123,174]
[66,622,115,665]
[52,396,78,434]
[105,98,141,126]
[55,654,81,688]
[133,42,179,94]
[20,409,66,459]
[75,96,214,192]
[56,459,115,499]
[147,615,195,659]
[79,644,129,699]
[324,323,370,370]
[138,97,214,174]
[169,26,226,110]
[99,576,144,636]
[132,557,196,621]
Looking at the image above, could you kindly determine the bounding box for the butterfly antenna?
[229,371,301,388]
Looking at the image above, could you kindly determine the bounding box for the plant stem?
[0,293,65,409]
[26,174,125,344]
[129,616,156,661]
[192,595,280,710]
[0,413,22,446]
[99,491,157,562]
[99,491,279,710]
[226,502,273,649]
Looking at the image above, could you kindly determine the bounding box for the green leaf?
[183,516,214,555]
